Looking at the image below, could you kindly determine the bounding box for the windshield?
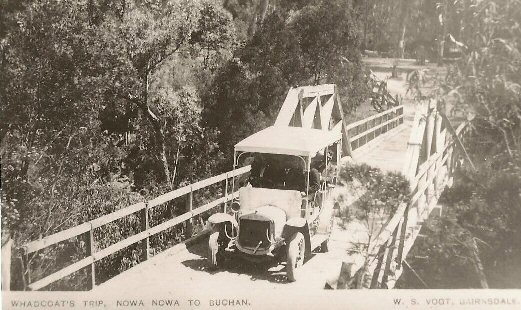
[246,154,306,191]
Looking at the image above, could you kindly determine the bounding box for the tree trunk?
[141,71,173,189]
[159,131,172,188]
[144,108,172,188]
[171,142,181,187]
[248,0,269,37]
[399,25,406,59]
[258,0,269,23]
[396,0,409,59]
[363,0,369,51]
[438,0,450,65]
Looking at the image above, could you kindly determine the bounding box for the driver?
[308,160,325,195]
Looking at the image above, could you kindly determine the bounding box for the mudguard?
[283,218,311,257]
[207,213,238,231]
[285,217,307,228]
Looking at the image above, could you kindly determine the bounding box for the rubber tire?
[208,231,223,268]
[286,232,306,282]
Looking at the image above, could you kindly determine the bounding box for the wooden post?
[85,225,96,289]
[381,224,400,287]
[141,205,150,260]
[335,261,354,289]
[20,248,31,291]
[223,174,229,213]
[363,123,368,145]
[186,188,194,238]
[396,205,409,270]
[370,241,388,288]
[447,146,455,186]
[1,237,13,291]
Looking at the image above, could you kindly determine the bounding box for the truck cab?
[207,125,341,281]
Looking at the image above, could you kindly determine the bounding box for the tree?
[400,0,521,289]
[204,0,368,163]
[83,0,236,188]
[0,0,237,289]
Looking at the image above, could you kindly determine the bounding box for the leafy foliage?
[204,0,370,163]
[339,163,410,221]
[401,0,521,289]
[337,163,409,288]
[0,0,236,290]
[1,0,371,290]
[400,163,521,288]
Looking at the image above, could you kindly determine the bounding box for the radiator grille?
[238,219,270,249]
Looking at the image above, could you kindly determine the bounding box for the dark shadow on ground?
[182,242,323,285]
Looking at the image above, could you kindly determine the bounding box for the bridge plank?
[321,95,335,130]
[302,97,318,128]
[301,84,335,98]
[90,202,146,229]
[28,256,94,291]
[148,166,250,208]
[25,223,91,254]
[346,105,403,130]
[23,167,249,260]
[93,229,149,262]
[410,151,450,206]
[93,192,238,263]
[411,139,454,192]
[349,113,403,142]
[147,192,237,237]
[274,88,301,126]
[369,203,407,255]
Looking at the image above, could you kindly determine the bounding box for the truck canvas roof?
[234,125,341,157]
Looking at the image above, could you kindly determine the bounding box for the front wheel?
[208,231,224,268]
[286,232,305,282]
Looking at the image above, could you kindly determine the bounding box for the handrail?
[349,113,403,141]
[410,122,466,194]
[346,105,403,130]
[366,121,468,288]
[375,123,466,246]
[22,165,251,290]
[347,105,404,152]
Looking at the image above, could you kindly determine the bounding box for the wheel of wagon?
[208,231,224,269]
[286,232,305,282]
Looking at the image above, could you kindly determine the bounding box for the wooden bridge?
[17,85,468,292]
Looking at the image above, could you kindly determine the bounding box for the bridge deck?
[94,95,419,293]
[95,112,417,293]
[94,218,370,294]
[352,118,413,174]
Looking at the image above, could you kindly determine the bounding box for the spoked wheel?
[286,232,306,282]
[208,231,224,269]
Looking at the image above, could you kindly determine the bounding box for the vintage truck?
[206,125,341,281]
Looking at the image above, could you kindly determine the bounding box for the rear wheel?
[286,232,305,282]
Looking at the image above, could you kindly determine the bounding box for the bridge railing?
[365,120,467,288]
[346,105,404,153]
[21,166,251,291]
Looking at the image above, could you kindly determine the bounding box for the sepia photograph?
[1,0,520,309]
